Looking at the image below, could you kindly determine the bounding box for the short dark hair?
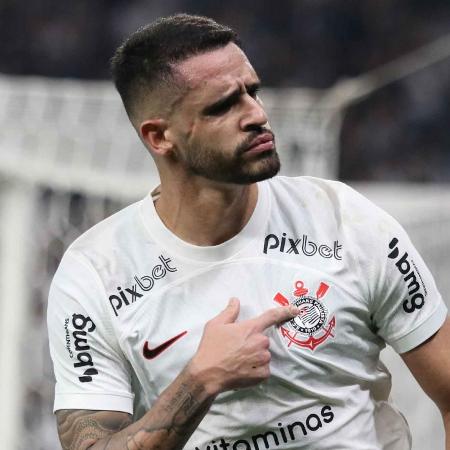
[111,14,241,120]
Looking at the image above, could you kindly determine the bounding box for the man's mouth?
[244,132,275,154]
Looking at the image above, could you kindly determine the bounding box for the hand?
[188,298,299,396]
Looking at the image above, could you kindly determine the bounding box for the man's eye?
[208,102,233,116]
[248,87,260,98]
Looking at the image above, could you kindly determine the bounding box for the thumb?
[210,297,240,325]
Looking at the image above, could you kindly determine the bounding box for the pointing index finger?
[250,305,300,332]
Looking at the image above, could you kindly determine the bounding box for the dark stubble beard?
[183,130,281,184]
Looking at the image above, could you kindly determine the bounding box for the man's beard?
[182,131,281,184]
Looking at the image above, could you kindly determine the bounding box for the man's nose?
[240,95,269,130]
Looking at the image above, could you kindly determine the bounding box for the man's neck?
[154,180,258,246]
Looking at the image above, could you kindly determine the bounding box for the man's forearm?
[96,366,214,450]
[61,365,215,450]
[121,368,214,450]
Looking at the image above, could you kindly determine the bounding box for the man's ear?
[140,119,173,156]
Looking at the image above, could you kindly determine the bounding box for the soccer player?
[48,14,450,450]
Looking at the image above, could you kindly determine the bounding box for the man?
[48,14,450,450]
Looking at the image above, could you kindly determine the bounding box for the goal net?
[0,34,449,450]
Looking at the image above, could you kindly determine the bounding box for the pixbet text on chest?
[263,233,342,260]
[108,255,177,317]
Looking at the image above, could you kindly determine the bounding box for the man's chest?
[101,256,380,401]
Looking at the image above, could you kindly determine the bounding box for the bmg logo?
[71,314,98,383]
[388,237,427,313]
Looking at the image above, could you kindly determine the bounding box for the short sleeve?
[331,181,447,355]
[47,251,134,413]
[367,208,447,354]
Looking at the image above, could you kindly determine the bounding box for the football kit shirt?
[48,176,447,450]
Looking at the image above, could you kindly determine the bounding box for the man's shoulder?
[267,175,361,205]
[268,175,348,192]
[267,175,394,226]
[66,197,146,259]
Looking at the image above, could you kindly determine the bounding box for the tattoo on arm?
[125,379,213,450]
[56,410,132,450]
[55,368,215,449]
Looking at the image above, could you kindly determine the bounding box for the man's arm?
[55,299,299,450]
[56,366,214,450]
[401,317,450,449]
[56,410,132,449]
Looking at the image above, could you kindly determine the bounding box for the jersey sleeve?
[370,219,447,353]
[341,184,448,354]
[47,251,134,413]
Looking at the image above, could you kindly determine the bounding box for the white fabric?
[48,176,447,449]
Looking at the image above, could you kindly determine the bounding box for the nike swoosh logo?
[143,330,188,360]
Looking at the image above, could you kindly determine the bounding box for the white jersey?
[48,176,447,450]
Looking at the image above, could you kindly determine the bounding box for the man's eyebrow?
[202,88,241,115]
[202,81,261,116]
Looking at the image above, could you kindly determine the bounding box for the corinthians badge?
[274,280,336,351]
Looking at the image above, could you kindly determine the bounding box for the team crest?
[274,280,336,351]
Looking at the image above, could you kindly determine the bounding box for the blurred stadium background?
[0,1,449,449]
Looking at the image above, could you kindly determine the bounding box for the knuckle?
[250,333,263,344]
[272,305,284,315]
[263,350,271,363]
[261,335,270,348]
[278,307,291,321]
[267,309,278,321]
[254,334,270,348]
[257,350,271,365]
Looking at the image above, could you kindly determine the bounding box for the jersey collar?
[139,180,271,263]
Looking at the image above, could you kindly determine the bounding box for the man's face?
[166,43,280,184]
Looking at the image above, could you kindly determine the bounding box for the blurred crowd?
[1,0,449,181]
